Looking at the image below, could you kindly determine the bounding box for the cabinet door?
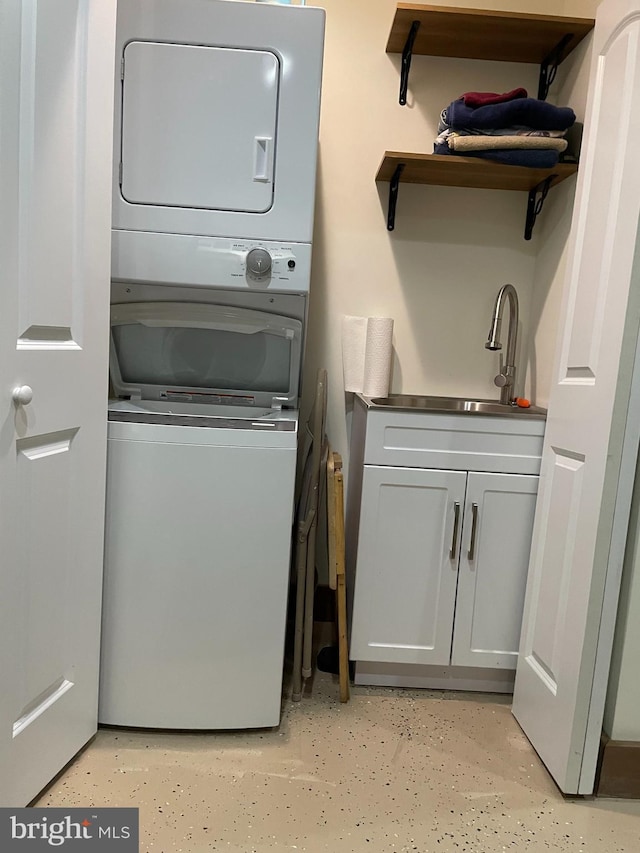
[350,466,467,665]
[451,473,538,670]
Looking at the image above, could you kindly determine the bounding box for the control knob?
[246,247,272,278]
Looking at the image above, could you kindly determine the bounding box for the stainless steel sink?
[368,394,547,419]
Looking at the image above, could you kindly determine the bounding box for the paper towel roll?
[363,317,394,397]
[342,315,368,392]
[342,315,393,396]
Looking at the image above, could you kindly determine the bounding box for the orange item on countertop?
[516,398,531,408]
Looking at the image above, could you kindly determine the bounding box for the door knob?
[12,385,33,405]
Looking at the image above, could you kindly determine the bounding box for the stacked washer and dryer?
[98,0,325,730]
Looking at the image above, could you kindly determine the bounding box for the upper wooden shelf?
[376,152,578,193]
[386,4,595,65]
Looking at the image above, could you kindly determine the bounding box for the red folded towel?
[462,88,528,107]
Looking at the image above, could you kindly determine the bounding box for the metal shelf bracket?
[387,164,405,231]
[525,175,555,240]
[399,21,420,106]
[538,33,574,100]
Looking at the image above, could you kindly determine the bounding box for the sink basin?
[368,394,547,419]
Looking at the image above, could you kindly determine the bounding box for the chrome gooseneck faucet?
[485,284,519,405]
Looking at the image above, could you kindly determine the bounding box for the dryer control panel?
[231,240,303,285]
[112,231,313,294]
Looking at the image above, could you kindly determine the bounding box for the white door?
[513,0,640,795]
[0,0,115,806]
[350,466,466,666]
[452,473,538,670]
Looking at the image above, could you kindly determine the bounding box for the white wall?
[303,0,598,471]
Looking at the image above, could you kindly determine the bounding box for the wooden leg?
[337,575,350,703]
[291,525,308,702]
[327,452,337,591]
[302,519,317,679]
[333,454,350,703]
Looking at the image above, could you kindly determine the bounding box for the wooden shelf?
[376,152,578,238]
[380,6,590,234]
[386,4,595,65]
[376,152,578,193]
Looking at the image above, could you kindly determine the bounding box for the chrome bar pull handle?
[450,502,461,560]
[468,503,479,561]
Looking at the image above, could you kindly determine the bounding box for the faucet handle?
[494,354,511,388]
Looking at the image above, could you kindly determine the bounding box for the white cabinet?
[451,472,539,670]
[346,396,545,692]
[351,466,466,666]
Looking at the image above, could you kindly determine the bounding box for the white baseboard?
[354,661,515,693]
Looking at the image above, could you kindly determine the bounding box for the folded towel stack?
[434,89,576,168]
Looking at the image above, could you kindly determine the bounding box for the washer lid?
[120,41,279,213]
[110,302,302,408]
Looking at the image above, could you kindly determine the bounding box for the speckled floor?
[35,673,640,852]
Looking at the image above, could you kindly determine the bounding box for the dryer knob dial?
[246,248,272,278]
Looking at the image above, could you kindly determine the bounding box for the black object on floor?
[317,646,355,680]
[317,645,339,674]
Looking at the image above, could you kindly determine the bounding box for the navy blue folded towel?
[446,97,576,132]
[433,142,560,169]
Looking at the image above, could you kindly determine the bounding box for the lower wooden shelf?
[376,151,578,238]
[377,151,577,191]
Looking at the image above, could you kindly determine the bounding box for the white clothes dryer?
[111,0,325,284]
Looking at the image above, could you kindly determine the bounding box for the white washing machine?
[99,284,305,728]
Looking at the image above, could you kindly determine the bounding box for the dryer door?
[120,41,278,214]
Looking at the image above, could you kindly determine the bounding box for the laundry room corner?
[300,0,582,484]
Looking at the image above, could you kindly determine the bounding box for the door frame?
[579,234,640,792]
